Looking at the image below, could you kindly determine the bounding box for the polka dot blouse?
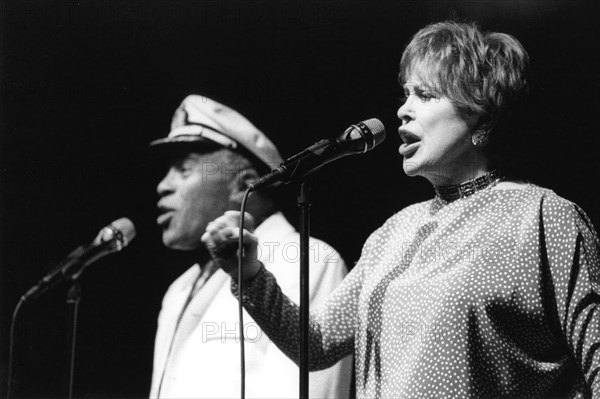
[235,184,600,398]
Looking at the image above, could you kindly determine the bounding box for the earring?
[472,130,489,147]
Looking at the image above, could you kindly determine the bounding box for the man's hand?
[201,211,262,281]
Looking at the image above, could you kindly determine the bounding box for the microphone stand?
[65,281,82,399]
[297,181,311,399]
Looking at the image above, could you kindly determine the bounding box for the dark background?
[1,0,599,397]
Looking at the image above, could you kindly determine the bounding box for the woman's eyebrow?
[402,81,421,91]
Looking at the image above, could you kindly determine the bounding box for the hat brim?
[146,136,274,174]
[149,134,222,147]
[146,136,223,158]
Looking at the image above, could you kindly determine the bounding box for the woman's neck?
[425,164,491,186]
[433,169,503,203]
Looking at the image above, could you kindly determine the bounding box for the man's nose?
[157,168,176,196]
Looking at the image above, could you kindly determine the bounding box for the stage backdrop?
[1,0,599,397]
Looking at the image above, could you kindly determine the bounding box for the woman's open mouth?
[399,129,421,157]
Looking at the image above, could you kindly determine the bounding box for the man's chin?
[162,234,199,251]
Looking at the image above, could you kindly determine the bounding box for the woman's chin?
[402,158,422,177]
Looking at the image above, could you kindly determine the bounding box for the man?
[149,95,352,398]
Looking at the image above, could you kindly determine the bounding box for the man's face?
[156,150,236,250]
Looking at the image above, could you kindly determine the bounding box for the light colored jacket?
[150,212,352,398]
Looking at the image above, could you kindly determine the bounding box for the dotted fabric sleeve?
[540,195,600,395]
[231,256,365,371]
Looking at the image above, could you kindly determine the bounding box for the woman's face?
[397,74,488,186]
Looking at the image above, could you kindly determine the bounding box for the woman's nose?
[397,95,415,124]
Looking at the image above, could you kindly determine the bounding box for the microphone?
[249,118,386,191]
[21,218,136,302]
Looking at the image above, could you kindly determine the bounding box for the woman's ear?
[475,114,498,134]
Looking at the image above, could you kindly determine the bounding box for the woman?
[202,21,599,398]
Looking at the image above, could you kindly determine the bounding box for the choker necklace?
[434,170,503,203]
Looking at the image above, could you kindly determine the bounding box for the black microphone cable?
[237,186,253,399]
[7,296,25,399]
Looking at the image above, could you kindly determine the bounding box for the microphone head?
[341,118,386,153]
[361,118,386,149]
[110,217,136,247]
[95,217,136,249]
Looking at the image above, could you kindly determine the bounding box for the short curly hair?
[399,21,529,135]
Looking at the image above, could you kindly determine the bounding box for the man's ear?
[228,168,260,201]
[228,168,276,226]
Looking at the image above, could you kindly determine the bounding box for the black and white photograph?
[1,1,599,398]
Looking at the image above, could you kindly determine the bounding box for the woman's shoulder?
[494,181,597,234]
[390,198,433,223]
[367,199,432,238]
[503,182,577,211]
[492,180,571,208]
[357,200,432,260]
